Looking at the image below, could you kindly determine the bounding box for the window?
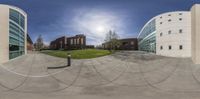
[123,42,128,45]
[77,38,79,44]
[179,29,183,33]
[160,16,162,19]
[70,39,73,45]
[168,14,171,16]
[179,45,183,50]
[9,9,25,59]
[81,38,84,45]
[168,19,171,22]
[9,44,19,51]
[74,39,76,44]
[160,33,163,37]
[9,9,20,24]
[60,41,63,48]
[20,16,25,29]
[179,18,182,21]
[179,13,182,15]
[168,30,171,34]
[65,38,67,44]
[9,9,25,29]
[131,41,134,45]
[169,45,172,50]
[160,46,163,50]
[160,22,162,24]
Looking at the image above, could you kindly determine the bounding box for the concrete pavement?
[0,51,200,99]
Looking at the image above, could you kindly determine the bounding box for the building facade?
[102,38,138,50]
[27,34,33,51]
[191,4,200,64]
[138,4,200,64]
[50,34,86,50]
[50,36,66,50]
[138,11,191,57]
[0,4,27,64]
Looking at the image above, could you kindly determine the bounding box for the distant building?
[27,34,33,51]
[50,36,66,50]
[102,38,138,50]
[50,34,86,50]
[118,38,138,50]
[86,45,95,49]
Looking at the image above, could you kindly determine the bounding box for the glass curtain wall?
[138,19,156,53]
[9,9,25,59]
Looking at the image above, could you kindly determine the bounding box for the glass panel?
[9,44,19,51]
[138,19,156,53]
[9,9,25,29]
[9,9,25,59]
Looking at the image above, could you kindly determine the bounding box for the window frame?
[179,45,183,50]
[160,33,163,37]
[179,29,183,33]
[168,30,172,34]
[169,45,172,50]
[160,46,163,50]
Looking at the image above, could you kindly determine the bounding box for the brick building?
[102,38,138,50]
[50,34,86,50]
[27,34,33,51]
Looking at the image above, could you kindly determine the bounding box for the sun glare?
[72,8,123,45]
[96,26,105,33]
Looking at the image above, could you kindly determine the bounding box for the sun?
[96,26,106,33]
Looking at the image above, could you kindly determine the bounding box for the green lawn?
[41,49,112,59]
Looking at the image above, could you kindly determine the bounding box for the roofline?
[137,11,189,38]
[27,34,33,44]
[119,38,137,40]
[0,4,27,15]
[50,34,86,43]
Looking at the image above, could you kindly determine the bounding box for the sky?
[0,0,199,45]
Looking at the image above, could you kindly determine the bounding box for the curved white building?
[156,11,191,57]
[138,11,191,57]
[0,4,27,63]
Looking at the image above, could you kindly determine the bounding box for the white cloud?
[70,8,127,45]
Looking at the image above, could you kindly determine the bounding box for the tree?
[104,30,121,51]
[34,35,44,51]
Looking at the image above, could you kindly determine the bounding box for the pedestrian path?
[0,51,200,99]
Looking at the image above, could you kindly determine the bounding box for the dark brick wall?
[27,34,33,51]
[118,38,138,50]
[102,38,138,50]
[50,34,86,50]
[50,36,66,50]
